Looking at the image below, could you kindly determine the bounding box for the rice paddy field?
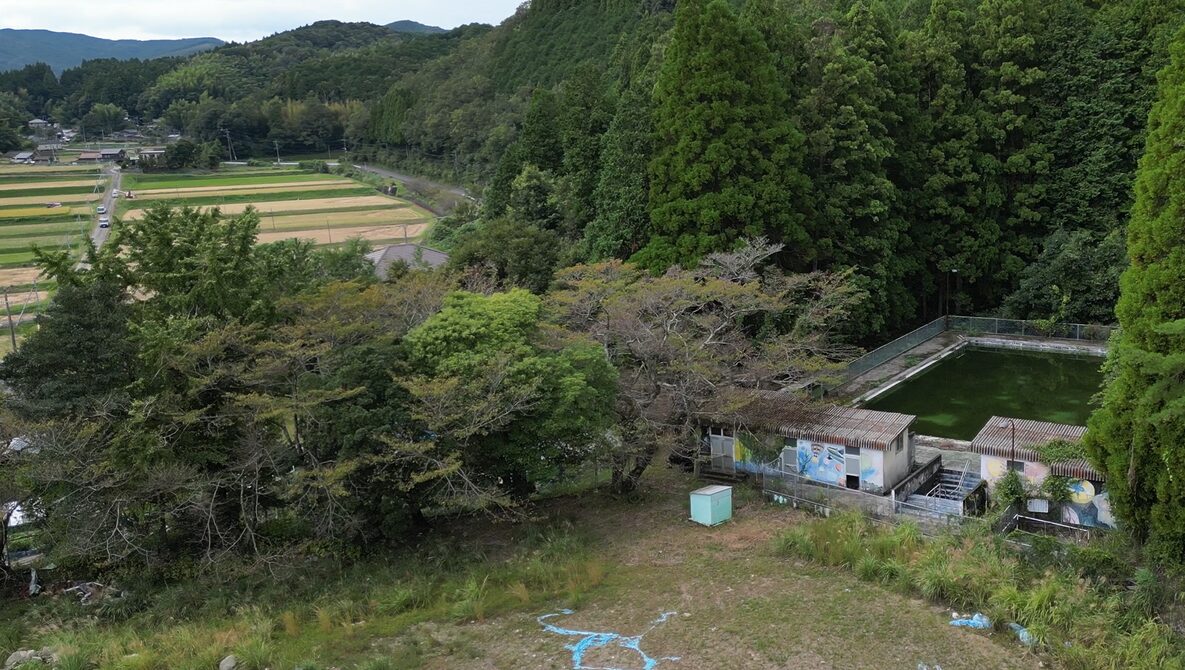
[0,163,107,348]
[118,167,434,249]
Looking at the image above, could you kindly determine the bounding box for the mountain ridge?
[0,28,223,73]
[386,20,447,34]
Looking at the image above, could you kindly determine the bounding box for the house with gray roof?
[365,243,450,280]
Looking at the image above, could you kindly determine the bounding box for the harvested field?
[121,195,402,220]
[0,207,87,219]
[134,180,356,198]
[0,267,48,286]
[123,173,342,189]
[0,179,98,192]
[257,223,429,245]
[1,192,103,206]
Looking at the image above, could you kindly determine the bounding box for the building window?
[1007,460,1025,473]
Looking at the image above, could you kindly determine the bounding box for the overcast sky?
[2,0,525,42]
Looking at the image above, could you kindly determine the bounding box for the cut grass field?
[122,173,345,190]
[0,467,1036,670]
[134,180,358,200]
[121,195,401,220]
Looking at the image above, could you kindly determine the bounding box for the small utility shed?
[969,417,1114,528]
[702,394,916,494]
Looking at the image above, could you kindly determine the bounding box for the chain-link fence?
[762,463,969,534]
[845,317,947,379]
[947,316,1115,342]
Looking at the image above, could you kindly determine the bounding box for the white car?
[96,205,107,215]
[98,216,110,228]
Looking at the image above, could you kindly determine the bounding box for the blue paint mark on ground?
[537,609,681,670]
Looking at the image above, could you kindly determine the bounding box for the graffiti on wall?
[796,440,845,485]
[538,609,681,670]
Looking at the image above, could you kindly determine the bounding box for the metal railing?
[762,460,969,533]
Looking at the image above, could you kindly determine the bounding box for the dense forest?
[0,0,1181,340]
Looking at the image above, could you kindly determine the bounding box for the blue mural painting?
[796,441,845,485]
[537,609,681,670]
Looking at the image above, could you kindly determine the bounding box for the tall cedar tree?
[586,82,656,261]
[641,0,809,270]
[907,0,982,317]
[799,3,913,338]
[557,65,613,239]
[970,0,1051,306]
[1086,27,1185,557]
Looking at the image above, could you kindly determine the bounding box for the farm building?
[33,144,62,162]
[77,150,102,162]
[10,151,33,163]
[99,148,126,162]
[700,396,917,494]
[366,243,449,279]
[27,119,48,129]
[969,417,1113,528]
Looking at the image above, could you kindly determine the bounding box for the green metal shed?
[689,485,732,526]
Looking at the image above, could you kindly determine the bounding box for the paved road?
[90,165,121,248]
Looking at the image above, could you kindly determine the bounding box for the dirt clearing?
[0,267,48,286]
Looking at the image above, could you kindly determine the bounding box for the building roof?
[766,404,915,451]
[99,148,125,156]
[78,151,101,159]
[366,243,449,279]
[969,417,1103,479]
[12,152,33,160]
[28,118,48,125]
[705,391,914,451]
[35,143,62,151]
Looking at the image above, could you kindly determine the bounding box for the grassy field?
[0,165,101,335]
[0,467,1037,670]
[118,168,434,249]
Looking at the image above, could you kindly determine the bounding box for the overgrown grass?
[771,511,1185,669]
[0,522,612,669]
[122,173,341,191]
[125,187,376,209]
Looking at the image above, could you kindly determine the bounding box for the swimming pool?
[861,346,1104,440]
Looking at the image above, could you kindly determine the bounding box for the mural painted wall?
[795,439,845,486]
[981,455,1050,486]
[1061,479,1116,530]
[860,449,884,489]
[980,456,1115,530]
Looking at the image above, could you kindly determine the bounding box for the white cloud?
[1,0,524,42]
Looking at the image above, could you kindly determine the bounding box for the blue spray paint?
[537,609,681,670]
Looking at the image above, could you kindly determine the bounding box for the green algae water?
[862,347,1105,440]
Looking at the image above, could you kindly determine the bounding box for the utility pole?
[222,128,237,161]
[3,288,16,352]
[274,140,282,165]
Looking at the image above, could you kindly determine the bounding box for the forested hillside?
[1,0,1179,341]
[0,28,222,73]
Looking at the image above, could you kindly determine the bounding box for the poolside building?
[969,417,1113,528]
[701,396,917,494]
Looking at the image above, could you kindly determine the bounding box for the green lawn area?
[0,174,102,185]
[123,173,343,191]
[0,249,43,267]
[0,220,86,240]
[0,468,1036,670]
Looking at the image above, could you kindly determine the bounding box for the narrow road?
[353,164,473,200]
[90,165,121,248]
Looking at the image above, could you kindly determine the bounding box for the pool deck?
[836,332,1107,405]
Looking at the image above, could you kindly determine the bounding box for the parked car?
[96,205,107,215]
[46,202,62,208]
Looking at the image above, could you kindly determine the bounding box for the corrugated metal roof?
[692,485,731,496]
[768,404,914,451]
[969,416,1086,462]
[1051,458,1103,481]
[700,391,914,451]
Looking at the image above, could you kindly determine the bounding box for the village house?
[99,148,126,162]
[77,150,102,163]
[33,143,62,162]
[968,416,1113,529]
[365,243,450,280]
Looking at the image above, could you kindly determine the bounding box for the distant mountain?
[0,29,223,73]
[386,20,447,34]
